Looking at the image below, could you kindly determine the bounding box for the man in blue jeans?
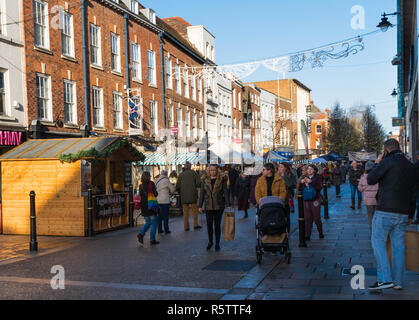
[367,139,417,290]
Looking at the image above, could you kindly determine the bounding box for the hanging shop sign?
[392,117,404,127]
[0,131,23,146]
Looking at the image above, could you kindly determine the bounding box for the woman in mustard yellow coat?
[255,163,287,205]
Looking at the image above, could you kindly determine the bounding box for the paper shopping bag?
[222,211,235,241]
[387,230,419,272]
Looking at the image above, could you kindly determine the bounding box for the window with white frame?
[199,115,203,137]
[191,75,196,101]
[176,105,182,125]
[33,0,49,49]
[197,77,202,103]
[177,105,182,137]
[174,63,180,94]
[130,0,138,14]
[92,86,104,127]
[238,91,241,111]
[233,89,236,109]
[0,70,6,115]
[148,50,156,86]
[316,124,322,134]
[185,108,190,136]
[113,92,123,130]
[0,1,4,35]
[131,43,141,81]
[90,24,101,66]
[36,74,51,121]
[149,100,158,135]
[111,33,120,72]
[165,57,172,89]
[192,111,197,138]
[61,11,74,57]
[183,67,189,98]
[63,80,77,124]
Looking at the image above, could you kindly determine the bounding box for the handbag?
[147,182,159,215]
[303,184,317,201]
[222,211,235,241]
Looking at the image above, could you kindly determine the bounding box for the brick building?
[309,110,329,155]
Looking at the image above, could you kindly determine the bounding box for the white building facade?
[296,84,311,156]
[0,0,26,153]
[260,89,276,150]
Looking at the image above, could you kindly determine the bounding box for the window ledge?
[0,115,18,122]
[40,120,55,127]
[132,79,143,85]
[34,46,53,55]
[61,55,78,63]
[91,64,104,71]
[92,127,106,131]
[64,123,79,129]
[113,129,126,133]
[148,83,158,89]
[111,71,123,77]
[0,35,24,47]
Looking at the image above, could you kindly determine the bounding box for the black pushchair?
[255,196,291,264]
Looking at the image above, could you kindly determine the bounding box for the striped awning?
[139,152,207,166]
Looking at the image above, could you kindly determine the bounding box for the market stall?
[0,137,144,236]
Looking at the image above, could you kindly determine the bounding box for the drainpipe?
[81,0,90,136]
[159,32,166,129]
[124,14,131,89]
[124,14,131,135]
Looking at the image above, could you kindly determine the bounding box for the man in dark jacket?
[228,165,239,207]
[367,139,417,291]
[176,162,202,231]
[348,161,364,209]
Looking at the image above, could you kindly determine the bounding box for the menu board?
[94,194,127,218]
[124,162,132,192]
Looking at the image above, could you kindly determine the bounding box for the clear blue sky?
[141,0,401,133]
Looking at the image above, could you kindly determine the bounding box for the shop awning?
[139,152,206,166]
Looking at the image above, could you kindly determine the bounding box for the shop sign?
[0,131,22,146]
[392,117,404,127]
[171,127,179,134]
[94,194,127,218]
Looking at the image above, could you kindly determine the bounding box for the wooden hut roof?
[0,137,120,161]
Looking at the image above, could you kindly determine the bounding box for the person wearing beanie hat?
[358,161,379,230]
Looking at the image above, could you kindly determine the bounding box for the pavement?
[0,182,418,300]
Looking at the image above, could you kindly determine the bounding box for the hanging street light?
[391,88,398,97]
[377,12,399,32]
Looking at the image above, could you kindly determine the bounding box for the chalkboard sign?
[94,194,127,218]
[124,162,132,192]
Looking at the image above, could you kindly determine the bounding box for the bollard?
[297,191,307,248]
[29,191,38,251]
[87,186,94,237]
[129,184,134,227]
[323,181,329,220]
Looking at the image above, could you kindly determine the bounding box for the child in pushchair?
[255,196,291,264]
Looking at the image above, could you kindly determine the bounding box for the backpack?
[303,177,318,201]
[258,205,287,235]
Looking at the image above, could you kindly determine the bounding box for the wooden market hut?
[0,137,144,236]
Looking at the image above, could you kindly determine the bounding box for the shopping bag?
[222,211,235,241]
[387,230,419,272]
